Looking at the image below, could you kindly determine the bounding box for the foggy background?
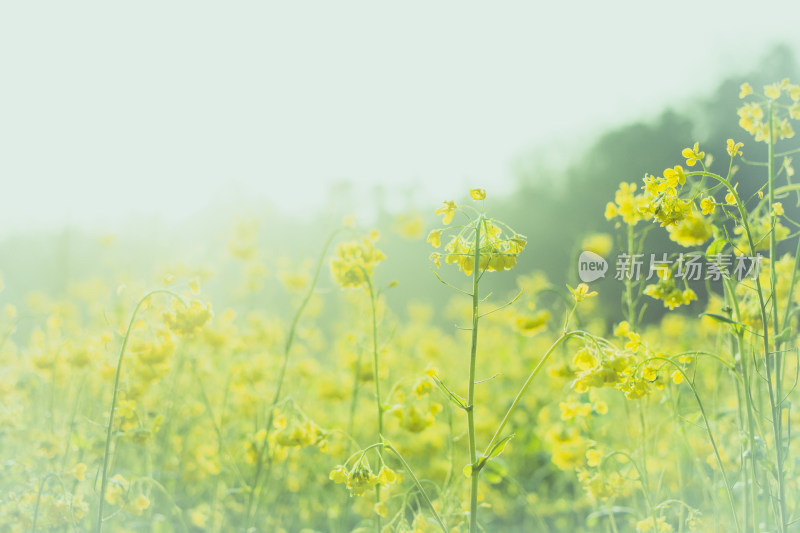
[3,1,800,236]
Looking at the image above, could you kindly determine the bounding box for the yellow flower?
[582,233,613,256]
[725,191,736,205]
[424,364,438,378]
[653,195,692,228]
[681,142,705,167]
[330,235,386,289]
[642,365,657,381]
[764,83,781,99]
[469,188,486,200]
[163,300,213,336]
[668,212,712,247]
[608,182,650,225]
[700,196,715,215]
[130,495,150,515]
[572,348,598,371]
[374,501,388,517]
[435,200,457,225]
[514,310,551,336]
[625,331,642,353]
[329,466,348,484]
[586,448,603,467]
[773,202,785,216]
[613,321,631,337]
[568,283,597,303]
[636,516,674,533]
[189,505,211,528]
[392,212,425,240]
[69,463,87,481]
[663,165,686,188]
[604,202,618,220]
[427,229,442,248]
[681,289,697,305]
[726,138,743,157]
[738,102,764,138]
[105,475,128,506]
[739,82,752,98]
[188,278,201,294]
[671,370,684,384]
[376,465,397,485]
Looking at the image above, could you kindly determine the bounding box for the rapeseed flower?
[330,234,386,289]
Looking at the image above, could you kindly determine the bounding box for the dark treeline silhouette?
[373,44,800,329]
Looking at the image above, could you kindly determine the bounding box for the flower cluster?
[330,232,386,289]
[329,459,398,497]
[667,211,712,247]
[163,300,213,336]
[428,191,527,275]
[571,347,640,397]
[738,79,799,143]
[570,326,669,401]
[605,182,651,226]
[643,271,697,310]
[390,402,442,433]
[513,310,551,336]
[273,411,324,448]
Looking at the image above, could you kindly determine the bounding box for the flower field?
[3,80,800,533]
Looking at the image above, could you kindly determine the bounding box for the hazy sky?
[3,1,800,235]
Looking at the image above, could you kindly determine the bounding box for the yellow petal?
[469,188,486,200]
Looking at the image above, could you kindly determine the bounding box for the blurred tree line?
[372,44,800,329]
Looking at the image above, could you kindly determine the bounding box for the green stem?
[467,215,482,533]
[723,276,759,531]
[32,473,70,533]
[247,228,340,523]
[626,223,636,328]
[347,347,364,443]
[688,165,787,531]
[639,357,741,533]
[96,289,184,533]
[365,276,383,439]
[382,443,448,532]
[482,330,584,456]
[602,451,655,522]
[364,274,383,533]
[767,101,787,533]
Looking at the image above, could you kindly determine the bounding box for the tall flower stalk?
[245,228,341,524]
[428,188,527,532]
[330,230,387,531]
[96,289,211,532]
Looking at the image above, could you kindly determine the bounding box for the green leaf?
[485,434,514,460]
[705,238,728,258]
[477,434,515,470]
[699,313,742,327]
[463,464,473,478]
[776,326,793,344]
[432,375,468,410]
